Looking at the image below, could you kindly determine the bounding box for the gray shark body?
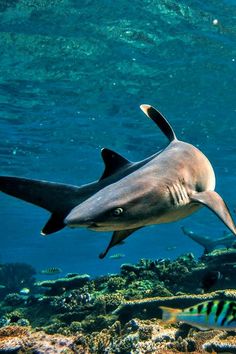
[0,106,167,235]
[1,105,236,258]
[65,105,236,258]
[181,226,236,254]
[0,149,161,235]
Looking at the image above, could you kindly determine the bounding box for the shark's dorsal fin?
[99,228,140,259]
[140,105,177,142]
[99,148,132,180]
[41,213,66,235]
[190,191,236,235]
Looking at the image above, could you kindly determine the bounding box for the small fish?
[109,253,125,260]
[19,287,30,295]
[0,285,6,289]
[160,300,236,330]
[40,267,62,275]
[166,245,177,251]
[201,271,222,292]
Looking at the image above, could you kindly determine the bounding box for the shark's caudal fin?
[191,191,236,235]
[99,228,140,259]
[0,176,82,235]
[159,306,181,323]
[99,148,132,180]
[140,105,177,142]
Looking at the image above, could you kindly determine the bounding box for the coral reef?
[0,325,76,353]
[203,332,236,353]
[35,273,90,295]
[115,289,236,323]
[0,321,231,353]
[0,262,36,297]
[0,250,236,352]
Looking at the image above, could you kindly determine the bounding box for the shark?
[181,226,236,254]
[1,105,236,258]
[64,105,236,257]
[0,105,173,237]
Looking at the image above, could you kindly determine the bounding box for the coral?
[114,334,138,353]
[0,316,10,328]
[3,293,25,306]
[115,289,236,323]
[120,263,141,276]
[106,276,126,292]
[89,329,112,354]
[5,310,24,323]
[0,263,36,296]
[17,318,30,327]
[138,323,153,340]
[81,314,117,333]
[35,274,90,295]
[50,289,92,312]
[1,253,236,351]
[0,325,76,353]
[95,293,125,313]
[0,325,30,353]
[203,332,236,353]
[69,321,82,334]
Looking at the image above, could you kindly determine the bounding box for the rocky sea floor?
[1,249,236,353]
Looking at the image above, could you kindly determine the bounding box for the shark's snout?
[64,212,97,228]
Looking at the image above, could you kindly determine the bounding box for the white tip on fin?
[140,104,151,113]
[140,104,177,142]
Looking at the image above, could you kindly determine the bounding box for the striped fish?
[160,300,236,330]
[40,267,62,275]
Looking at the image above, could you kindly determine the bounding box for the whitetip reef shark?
[181,226,236,254]
[1,105,236,258]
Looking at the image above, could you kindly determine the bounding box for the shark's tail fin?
[140,105,177,142]
[159,306,181,324]
[0,176,82,235]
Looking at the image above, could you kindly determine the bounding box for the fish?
[1,105,236,259]
[165,245,177,251]
[109,253,125,259]
[160,300,236,330]
[64,105,236,258]
[181,226,236,254]
[40,267,62,275]
[19,287,30,295]
[201,270,222,292]
[0,107,168,242]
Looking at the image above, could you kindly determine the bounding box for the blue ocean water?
[0,0,235,278]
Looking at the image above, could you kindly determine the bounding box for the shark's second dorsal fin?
[140,105,177,142]
[99,148,131,180]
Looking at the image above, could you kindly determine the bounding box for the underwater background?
[0,0,236,278]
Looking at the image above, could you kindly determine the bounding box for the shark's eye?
[112,207,123,216]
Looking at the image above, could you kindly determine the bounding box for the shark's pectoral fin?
[100,148,132,180]
[190,191,236,235]
[99,228,141,259]
[41,213,66,235]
